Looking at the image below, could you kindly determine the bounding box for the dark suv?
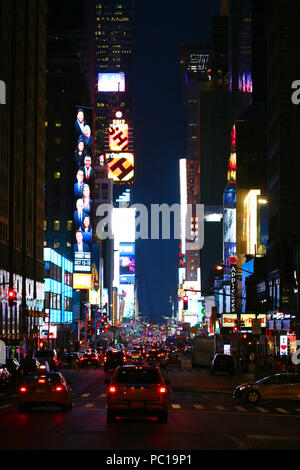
[33,350,59,371]
[103,349,126,372]
[211,354,235,375]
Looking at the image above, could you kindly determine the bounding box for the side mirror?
[104,379,111,386]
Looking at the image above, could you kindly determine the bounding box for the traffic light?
[183,295,188,310]
[8,289,17,307]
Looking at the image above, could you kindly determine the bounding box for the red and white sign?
[280,336,288,356]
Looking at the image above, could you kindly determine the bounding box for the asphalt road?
[0,362,300,452]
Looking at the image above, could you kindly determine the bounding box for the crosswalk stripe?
[0,404,11,409]
[85,403,95,408]
[235,406,247,412]
[81,393,90,398]
[100,393,106,398]
[255,406,270,413]
[172,404,181,409]
[194,404,205,410]
[296,409,300,413]
[214,405,226,411]
[275,408,289,414]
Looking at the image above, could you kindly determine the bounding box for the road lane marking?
[214,405,226,411]
[81,393,90,398]
[85,403,95,408]
[275,408,289,414]
[234,406,247,412]
[194,404,205,410]
[171,404,181,409]
[100,393,106,398]
[0,404,11,409]
[255,407,270,413]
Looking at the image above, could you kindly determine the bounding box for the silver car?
[233,373,300,404]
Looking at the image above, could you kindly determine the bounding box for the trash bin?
[239,358,249,373]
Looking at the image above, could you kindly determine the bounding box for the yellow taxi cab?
[105,365,170,422]
[18,371,72,412]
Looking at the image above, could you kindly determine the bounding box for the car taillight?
[159,387,167,394]
[55,386,63,392]
[38,378,46,384]
[104,356,107,362]
[19,386,27,393]
[108,386,117,393]
[123,356,126,362]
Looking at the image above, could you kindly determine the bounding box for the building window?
[53,220,60,232]
[44,220,47,231]
[66,220,73,231]
[54,172,61,180]
[53,240,60,249]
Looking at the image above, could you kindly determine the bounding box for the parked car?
[103,349,126,372]
[6,357,21,387]
[0,364,11,390]
[210,354,235,375]
[18,371,72,412]
[233,373,300,404]
[105,365,170,422]
[33,350,59,371]
[80,352,101,368]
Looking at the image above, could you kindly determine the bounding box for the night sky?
[48,0,221,322]
[134,0,220,322]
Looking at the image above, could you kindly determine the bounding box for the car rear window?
[116,368,160,384]
[23,373,61,384]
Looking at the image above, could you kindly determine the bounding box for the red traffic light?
[8,289,17,299]
[183,295,188,310]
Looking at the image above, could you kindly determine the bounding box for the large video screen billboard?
[119,243,135,284]
[73,107,94,288]
[98,73,125,92]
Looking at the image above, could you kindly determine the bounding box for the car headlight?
[238,385,251,391]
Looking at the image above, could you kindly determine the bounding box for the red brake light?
[38,378,46,384]
[104,356,107,362]
[55,386,63,392]
[159,387,167,394]
[108,385,117,393]
[19,386,27,393]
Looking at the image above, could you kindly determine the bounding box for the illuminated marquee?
[106,153,134,182]
[109,120,129,152]
[73,273,92,290]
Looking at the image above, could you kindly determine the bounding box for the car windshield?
[34,351,55,358]
[115,368,160,384]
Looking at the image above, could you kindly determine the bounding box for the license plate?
[131,401,144,408]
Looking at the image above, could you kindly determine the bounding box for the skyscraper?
[0,0,47,353]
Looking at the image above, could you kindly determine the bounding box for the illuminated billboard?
[222,314,266,328]
[121,284,135,318]
[106,153,134,182]
[109,121,129,152]
[98,73,125,92]
[73,107,94,272]
[120,251,135,284]
[73,273,92,290]
[74,252,91,273]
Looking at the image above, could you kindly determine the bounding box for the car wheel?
[158,410,168,423]
[107,409,115,422]
[247,390,260,404]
